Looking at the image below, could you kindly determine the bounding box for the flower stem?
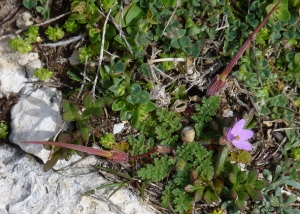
[207,0,283,96]
[22,141,128,163]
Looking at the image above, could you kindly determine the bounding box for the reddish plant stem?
[207,0,282,96]
[129,146,174,161]
[22,141,128,163]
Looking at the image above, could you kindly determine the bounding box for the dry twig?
[92,8,112,98]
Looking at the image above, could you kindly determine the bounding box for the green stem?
[215,145,229,178]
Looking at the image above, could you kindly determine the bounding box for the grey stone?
[0,144,154,214]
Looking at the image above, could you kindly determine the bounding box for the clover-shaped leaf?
[138,91,150,104]
[130,84,142,95]
[141,101,157,112]
[112,61,126,74]
[126,94,140,104]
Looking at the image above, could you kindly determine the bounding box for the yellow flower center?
[236,135,240,140]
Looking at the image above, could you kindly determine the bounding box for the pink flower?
[226,119,254,151]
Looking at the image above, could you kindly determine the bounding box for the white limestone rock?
[16,11,34,30]
[113,122,125,134]
[0,144,154,214]
[0,39,42,98]
[8,86,73,168]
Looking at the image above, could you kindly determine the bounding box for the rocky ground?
[0,3,156,213]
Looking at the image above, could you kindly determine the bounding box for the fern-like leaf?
[137,155,174,182]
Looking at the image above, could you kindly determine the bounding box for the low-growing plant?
[24,25,40,43]
[45,26,65,42]
[19,0,300,213]
[192,96,221,138]
[0,122,8,139]
[251,162,300,214]
[34,67,54,81]
[100,133,115,149]
[36,0,50,20]
[9,38,32,53]
[64,20,81,33]
[61,94,113,141]
[8,26,40,53]
[112,83,157,127]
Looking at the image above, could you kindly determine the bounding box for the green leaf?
[229,172,237,184]
[99,0,115,9]
[141,101,157,112]
[137,155,173,182]
[138,91,150,104]
[88,28,100,43]
[96,166,132,180]
[237,171,248,183]
[62,101,80,121]
[252,179,269,189]
[194,186,206,202]
[94,97,113,107]
[170,37,180,48]
[130,84,142,95]
[125,4,145,26]
[126,94,139,104]
[82,106,103,118]
[284,180,300,189]
[161,0,177,7]
[269,94,288,107]
[82,94,93,109]
[138,63,149,76]
[131,106,148,127]
[112,61,126,73]
[112,99,127,111]
[247,169,258,184]
[286,193,297,204]
[275,8,290,21]
[179,36,191,48]
[23,0,37,9]
[120,107,132,121]
[246,187,263,201]
[185,45,200,57]
[203,189,219,204]
[235,197,246,211]
[44,149,61,171]
[184,184,197,193]
[290,0,300,6]
[78,120,90,141]
[270,196,280,207]
[295,53,300,65]
[67,71,82,82]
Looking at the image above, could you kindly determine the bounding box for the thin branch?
[92,8,112,98]
[162,0,181,34]
[35,11,72,27]
[75,56,88,103]
[273,127,300,132]
[39,33,86,47]
[98,9,133,55]
[0,11,71,41]
[148,58,186,64]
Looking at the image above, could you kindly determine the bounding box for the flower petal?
[239,129,254,141]
[227,128,235,141]
[231,139,252,151]
[231,119,245,135]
